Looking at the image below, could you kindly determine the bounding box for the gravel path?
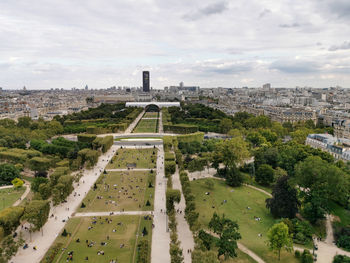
[172,166,195,263]
[13,181,31,206]
[125,110,145,133]
[151,145,171,263]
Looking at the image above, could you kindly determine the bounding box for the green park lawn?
[143,112,159,118]
[78,171,155,212]
[0,187,25,211]
[47,215,152,263]
[133,119,158,133]
[190,178,299,263]
[106,148,157,169]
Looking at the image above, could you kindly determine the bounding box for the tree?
[38,183,52,200]
[17,116,31,128]
[22,200,50,236]
[255,164,274,186]
[219,118,232,134]
[209,213,241,259]
[213,136,250,170]
[29,157,51,174]
[166,189,181,212]
[198,229,215,250]
[267,222,293,261]
[0,164,20,185]
[31,177,49,192]
[11,178,24,188]
[302,188,328,224]
[333,255,350,263]
[225,166,244,187]
[266,176,299,218]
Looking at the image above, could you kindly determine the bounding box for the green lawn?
[329,201,350,227]
[47,215,152,263]
[190,178,299,263]
[106,148,157,169]
[0,187,25,211]
[143,112,159,118]
[78,171,155,212]
[133,119,158,133]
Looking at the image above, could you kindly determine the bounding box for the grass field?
[133,119,158,133]
[0,187,25,211]
[190,178,299,263]
[143,112,159,118]
[47,215,152,263]
[106,148,157,169]
[78,170,155,212]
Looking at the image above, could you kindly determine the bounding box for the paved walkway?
[172,166,194,263]
[151,145,170,263]
[74,211,152,217]
[125,110,145,133]
[11,145,118,263]
[0,185,14,190]
[13,181,31,206]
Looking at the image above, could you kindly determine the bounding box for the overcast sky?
[1,0,350,89]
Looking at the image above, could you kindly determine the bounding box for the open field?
[45,215,152,263]
[106,148,157,169]
[190,178,299,263]
[143,112,159,118]
[133,119,158,133]
[0,187,25,211]
[78,170,155,212]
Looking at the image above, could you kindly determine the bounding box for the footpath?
[172,166,195,263]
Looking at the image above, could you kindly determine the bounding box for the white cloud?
[0,0,349,89]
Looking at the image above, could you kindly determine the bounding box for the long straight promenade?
[151,144,171,263]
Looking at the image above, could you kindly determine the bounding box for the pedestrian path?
[172,166,194,263]
[125,110,145,133]
[13,181,31,206]
[151,145,170,263]
[106,168,152,172]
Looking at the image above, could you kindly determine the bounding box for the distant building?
[263,83,271,89]
[143,71,150,92]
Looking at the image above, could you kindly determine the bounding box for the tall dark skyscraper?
[143,71,150,92]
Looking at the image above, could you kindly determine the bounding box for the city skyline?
[1,0,350,89]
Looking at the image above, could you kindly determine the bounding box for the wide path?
[172,166,194,263]
[125,110,145,133]
[12,145,118,263]
[151,145,171,263]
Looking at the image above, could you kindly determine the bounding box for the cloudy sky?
[1,0,350,89]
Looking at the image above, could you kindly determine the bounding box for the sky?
[1,0,350,89]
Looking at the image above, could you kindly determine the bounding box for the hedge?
[164,152,175,162]
[165,161,176,177]
[177,132,204,144]
[77,134,97,143]
[163,124,198,134]
[77,149,100,168]
[0,206,24,236]
[92,136,113,153]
